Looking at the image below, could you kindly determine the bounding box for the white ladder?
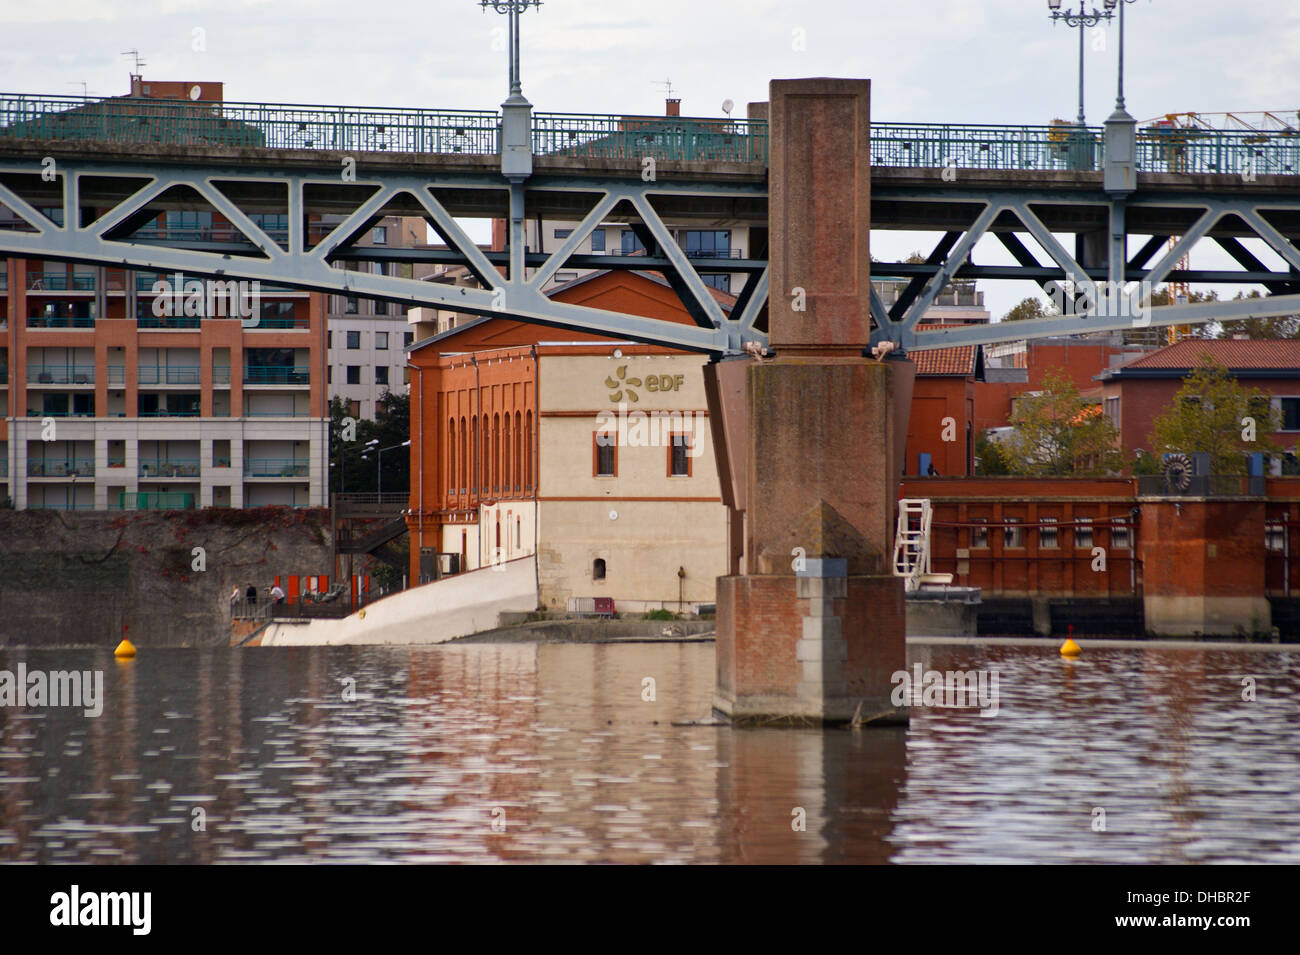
[893,498,935,593]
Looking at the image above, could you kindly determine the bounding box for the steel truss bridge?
[3,91,1300,355]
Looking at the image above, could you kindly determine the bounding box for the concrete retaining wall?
[0,509,333,648]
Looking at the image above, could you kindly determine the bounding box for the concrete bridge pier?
[710,78,913,725]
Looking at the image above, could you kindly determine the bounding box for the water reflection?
[0,642,1296,863]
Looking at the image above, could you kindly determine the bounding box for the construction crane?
[1142,111,1300,344]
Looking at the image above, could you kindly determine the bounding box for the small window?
[1039,518,1059,549]
[346,366,361,385]
[1074,522,1093,549]
[1003,517,1023,549]
[594,431,616,477]
[555,272,578,284]
[375,366,389,386]
[327,366,333,384]
[372,226,388,244]
[1266,522,1286,552]
[669,432,692,477]
[553,228,573,239]
[591,229,606,252]
[971,519,988,549]
[327,331,333,349]
[403,332,414,347]
[1281,398,1300,431]
[346,330,361,349]
[345,296,358,314]
[403,366,411,385]
[592,558,606,580]
[1111,518,1131,550]
[375,331,388,350]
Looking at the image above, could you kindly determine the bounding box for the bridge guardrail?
[4,93,1298,176]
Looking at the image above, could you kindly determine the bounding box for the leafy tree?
[1149,355,1279,474]
[328,391,411,494]
[1000,296,1057,323]
[1004,370,1121,476]
[975,432,1012,476]
[1211,289,1300,340]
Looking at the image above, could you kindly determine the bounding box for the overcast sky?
[4,0,1299,320]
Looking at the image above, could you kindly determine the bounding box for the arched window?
[525,410,534,489]
[514,411,522,490]
[482,414,490,493]
[447,419,456,497]
[502,414,511,497]
[470,417,477,494]
[593,558,606,581]
[459,417,467,493]
[492,413,500,492]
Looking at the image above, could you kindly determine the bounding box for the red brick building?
[905,343,981,476]
[1097,339,1300,464]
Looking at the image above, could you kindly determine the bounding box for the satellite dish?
[188,84,202,101]
[722,98,735,116]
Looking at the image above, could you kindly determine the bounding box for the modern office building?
[0,76,329,509]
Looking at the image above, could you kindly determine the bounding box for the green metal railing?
[28,365,94,384]
[1137,125,1300,175]
[28,458,94,477]
[139,459,200,478]
[28,315,94,328]
[138,366,201,385]
[245,458,309,478]
[244,365,309,384]
[4,91,1296,176]
[137,315,201,329]
[532,112,767,163]
[213,366,231,384]
[116,491,195,510]
[27,271,95,291]
[0,93,499,153]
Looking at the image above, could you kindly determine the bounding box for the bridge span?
[4,90,1300,356]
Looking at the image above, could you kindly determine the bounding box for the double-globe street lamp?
[1046,1,1115,128]
[362,440,411,497]
[334,438,378,495]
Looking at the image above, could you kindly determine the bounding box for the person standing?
[245,583,257,607]
[270,584,286,606]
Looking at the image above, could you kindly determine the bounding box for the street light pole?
[1102,0,1142,196]
[1047,1,1115,127]
[372,440,411,497]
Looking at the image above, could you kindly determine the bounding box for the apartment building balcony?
[252,315,310,330]
[26,272,95,292]
[107,365,126,385]
[28,365,94,385]
[28,458,95,478]
[213,366,231,385]
[27,314,95,329]
[0,460,9,478]
[244,366,310,385]
[114,491,196,511]
[244,458,309,479]
[0,367,8,385]
[137,315,201,330]
[138,366,202,386]
[139,459,200,479]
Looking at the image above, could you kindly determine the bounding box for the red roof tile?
[913,325,977,376]
[1120,338,1300,370]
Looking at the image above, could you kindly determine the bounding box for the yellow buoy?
[114,638,137,658]
[1060,637,1081,657]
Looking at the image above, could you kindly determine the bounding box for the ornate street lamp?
[1047,0,1114,127]
[480,0,542,183]
[1100,0,1145,195]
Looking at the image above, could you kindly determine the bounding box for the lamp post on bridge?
[364,440,411,497]
[481,0,542,283]
[1046,1,1114,129]
[1101,0,1142,195]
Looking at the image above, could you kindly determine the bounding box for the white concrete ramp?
[260,556,538,646]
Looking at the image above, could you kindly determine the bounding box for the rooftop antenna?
[655,78,677,100]
[68,81,91,99]
[121,49,147,75]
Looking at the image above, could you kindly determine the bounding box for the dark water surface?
[1,641,1297,863]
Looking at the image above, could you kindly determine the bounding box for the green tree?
[1000,296,1056,323]
[974,432,1012,476]
[328,391,411,494]
[1004,370,1121,476]
[1211,289,1300,340]
[1150,355,1279,474]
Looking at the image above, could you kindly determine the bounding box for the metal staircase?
[893,498,953,593]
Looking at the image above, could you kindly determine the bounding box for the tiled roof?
[1119,338,1300,371]
[913,325,977,376]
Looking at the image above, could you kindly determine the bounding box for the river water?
[0,641,1297,864]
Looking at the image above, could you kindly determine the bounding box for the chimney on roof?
[129,74,143,97]
[666,98,681,117]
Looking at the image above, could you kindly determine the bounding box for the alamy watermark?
[0,663,104,717]
[891,663,999,717]
[1047,280,1154,328]
[150,273,261,327]
[596,404,705,457]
